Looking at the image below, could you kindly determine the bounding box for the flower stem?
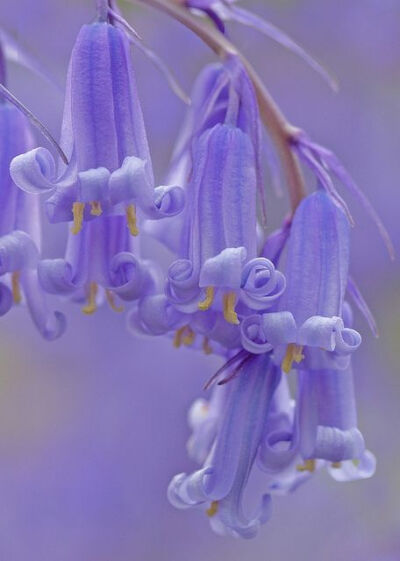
[137,0,306,212]
[96,0,109,21]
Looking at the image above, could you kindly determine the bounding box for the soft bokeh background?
[0,1,399,559]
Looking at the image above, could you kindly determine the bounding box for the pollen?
[202,337,213,355]
[296,459,316,473]
[282,343,304,374]
[331,462,342,469]
[198,286,215,311]
[206,500,219,518]
[126,204,139,236]
[105,289,123,313]
[11,271,22,304]
[90,201,103,216]
[82,282,98,315]
[223,291,239,325]
[71,202,85,234]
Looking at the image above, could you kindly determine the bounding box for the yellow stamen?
[352,459,360,467]
[202,337,213,355]
[82,282,98,315]
[296,459,316,473]
[182,326,195,346]
[223,291,239,325]
[90,201,102,216]
[282,343,304,374]
[198,286,215,311]
[126,204,139,236]
[71,202,85,234]
[173,326,186,348]
[206,500,219,518]
[105,289,123,313]
[331,462,342,469]
[11,271,22,304]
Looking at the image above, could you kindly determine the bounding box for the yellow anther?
[198,286,215,311]
[182,326,195,346]
[173,326,186,348]
[296,459,316,473]
[11,271,22,304]
[223,291,239,325]
[352,459,360,467]
[90,201,102,216]
[82,282,98,315]
[126,204,139,236]
[71,202,85,234]
[202,337,213,355]
[173,325,196,348]
[282,343,304,374]
[331,462,342,469]
[206,500,219,518]
[105,289,123,313]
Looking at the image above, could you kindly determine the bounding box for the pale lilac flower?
[168,353,280,538]
[10,20,184,232]
[0,99,65,338]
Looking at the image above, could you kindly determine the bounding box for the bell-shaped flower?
[166,122,285,324]
[128,293,242,356]
[168,353,281,538]
[38,213,159,315]
[0,101,65,339]
[10,20,184,235]
[240,189,361,370]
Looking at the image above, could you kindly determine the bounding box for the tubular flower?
[164,59,285,323]
[10,19,184,234]
[38,214,159,314]
[241,190,361,368]
[166,122,285,322]
[10,17,185,314]
[128,294,241,356]
[147,56,264,255]
[240,189,374,475]
[168,353,281,538]
[0,101,65,339]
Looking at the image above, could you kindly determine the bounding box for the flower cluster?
[1,0,384,540]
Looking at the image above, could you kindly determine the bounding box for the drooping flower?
[10,19,184,234]
[165,58,285,324]
[168,353,281,538]
[240,189,374,475]
[10,17,185,313]
[0,98,65,339]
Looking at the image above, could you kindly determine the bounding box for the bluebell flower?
[0,100,65,339]
[168,353,281,538]
[9,19,185,313]
[240,189,374,475]
[164,59,285,324]
[166,122,285,324]
[128,294,241,356]
[10,20,184,235]
[38,214,159,314]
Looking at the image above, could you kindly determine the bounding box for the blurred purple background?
[0,1,399,559]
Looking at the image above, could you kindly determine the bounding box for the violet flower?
[241,189,374,474]
[168,353,281,538]
[10,19,184,234]
[0,99,65,339]
[10,17,185,314]
[165,58,285,324]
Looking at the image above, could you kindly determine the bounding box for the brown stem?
[137,0,306,211]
